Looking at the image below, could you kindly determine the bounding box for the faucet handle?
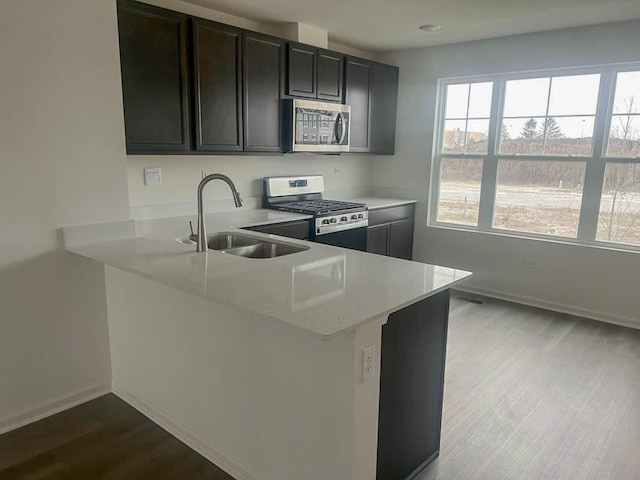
[189,221,198,242]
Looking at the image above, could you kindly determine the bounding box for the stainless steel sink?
[177,232,309,258]
[205,233,261,251]
[223,242,309,258]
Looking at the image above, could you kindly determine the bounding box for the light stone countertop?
[65,208,471,339]
[340,197,417,210]
[135,208,313,240]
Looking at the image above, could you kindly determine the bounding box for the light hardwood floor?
[1,295,639,479]
[417,294,640,480]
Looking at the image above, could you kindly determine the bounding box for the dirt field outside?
[437,182,640,245]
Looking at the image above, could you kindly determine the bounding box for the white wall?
[0,0,130,431]
[128,154,373,211]
[373,21,640,327]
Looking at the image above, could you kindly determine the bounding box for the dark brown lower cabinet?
[366,204,415,260]
[243,220,310,240]
[377,289,451,480]
[388,218,414,260]
[367,223,390,256]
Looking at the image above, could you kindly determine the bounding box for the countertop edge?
[67,237,472,340]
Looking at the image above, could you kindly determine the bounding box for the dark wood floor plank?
[0,395,234,480]
[0,394,135,470]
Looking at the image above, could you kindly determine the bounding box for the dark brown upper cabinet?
[243,32,285,152]
[117,0,191,153]
[286,43,317,99]
[371,62,399,155]
[286,43,344,102]
[116,1,398,155]
[344,57,373,153]
[317,49,344,102]
[192,19,243,152]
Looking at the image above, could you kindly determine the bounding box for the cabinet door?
[389,219,414,260]
[243,220,310,240]
[317,49,344,102]
[367,224,390,256]
[117,0,191,153]
[371,62,399,155]
[192,19,242,151]
[243,32,285,152]
[345,57,373,153]
[377,290,450,480]
[286,43,317,98]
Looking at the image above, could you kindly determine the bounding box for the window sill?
[426,222,640,255]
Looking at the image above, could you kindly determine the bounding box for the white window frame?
[429,62,640,252]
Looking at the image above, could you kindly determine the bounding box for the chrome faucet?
[196,174,243,252]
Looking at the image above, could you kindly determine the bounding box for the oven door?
[313,227,367,252]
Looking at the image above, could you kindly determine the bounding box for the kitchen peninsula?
[65,210,471,480]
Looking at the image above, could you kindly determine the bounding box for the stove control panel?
[316,211,368,235]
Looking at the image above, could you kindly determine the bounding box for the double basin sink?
[179,232,309,259]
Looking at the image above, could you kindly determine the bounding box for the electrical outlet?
[361,345,375,383]
[524,257,539,270]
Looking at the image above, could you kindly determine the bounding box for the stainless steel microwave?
[283,99,350,153]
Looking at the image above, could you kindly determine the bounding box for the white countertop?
[342,197,417,210]
[135,208,313,240]
[65,208,471,339]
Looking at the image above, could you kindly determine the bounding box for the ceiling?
[181,0,640,52]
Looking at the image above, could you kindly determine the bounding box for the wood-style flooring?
[1,295,639,480]
[0,394,233,479]
[417,294,640,480]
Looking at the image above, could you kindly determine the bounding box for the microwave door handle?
[339,114,347,144]
[335,113,347,145]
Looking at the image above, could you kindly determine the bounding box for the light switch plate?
[144,167,162,186]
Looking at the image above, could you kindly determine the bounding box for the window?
[606,71,640,158]
[436,158,483,226]
[494,160,585,237]
[500,74,600,156]
[432,65,640,249]
[442,82,492,154]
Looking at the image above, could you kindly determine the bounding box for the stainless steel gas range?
[263,175,368,251]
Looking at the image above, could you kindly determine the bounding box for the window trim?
[429,62,640,251]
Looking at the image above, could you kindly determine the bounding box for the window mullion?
[477,80,502,229]
[577,70,614,241]
[542,77,553,153]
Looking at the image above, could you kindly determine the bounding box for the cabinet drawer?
[243,220,310,240]
[368,204,415,226]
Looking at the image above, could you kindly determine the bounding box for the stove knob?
[340,216,348,222]
[322,219,331,225]
[351,214,358,220]
[357,214,364,219]
[330,218,337,224]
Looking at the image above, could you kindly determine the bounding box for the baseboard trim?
[111,379,263,480]
[0,383,111,436]
[455,285,640,331]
